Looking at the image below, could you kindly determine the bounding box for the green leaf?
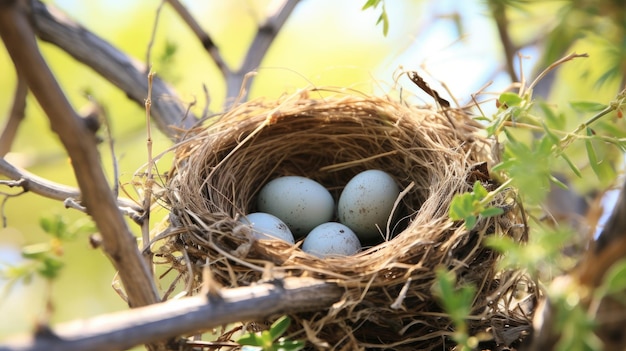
[21,243,51,260]
[570,101,609,112]
[237,334,261,347]
[498,92,523,107]
[38,256,64,279]
[560,153,582,178]
[432,268,475,327]
[273,339,305,351]
[449,193,474,221]
[599,259,626,296]
[269,316,291,342]
[39,214,67,239]
[361,0,379,10]
[464,215,477,231]
[480,206,504,217]
[472,180,488,198]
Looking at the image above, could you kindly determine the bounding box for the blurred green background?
[0,0,625,344]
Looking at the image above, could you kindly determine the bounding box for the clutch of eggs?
[249,170,400,257]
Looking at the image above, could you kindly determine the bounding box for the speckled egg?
[239,212,295,244]
[257,176,334,237]
[338,170,400,241]
[302,222,362,258]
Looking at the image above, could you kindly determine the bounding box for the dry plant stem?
[0,0,159,309]
[0,278,343,351]
[26,0,196,140]
[0,76,27,156]
[142,71,155,275]
[0,158,143,218]
[165,0,229,79]
[226,0,300,101]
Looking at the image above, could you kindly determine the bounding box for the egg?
[338,170,400,242]
[257,176,334,237]
[302,222,362,258]
[239,212,295,244]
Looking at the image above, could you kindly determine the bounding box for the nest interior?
[156,89,534,350]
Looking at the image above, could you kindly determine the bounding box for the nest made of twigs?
[155,88,535,350]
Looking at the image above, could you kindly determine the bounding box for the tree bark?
[0,0,160,309]
[0,278,343,351]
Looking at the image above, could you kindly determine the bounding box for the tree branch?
[26,0,197,140]
[165,0,230,80]
[0,158,144,221]
[489,0,518,83]
[226,0,300,102]
[0,75,27,156]
[0,278,343,351]
[0,0,159,310]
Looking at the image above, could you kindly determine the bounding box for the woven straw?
[154,88,534,350]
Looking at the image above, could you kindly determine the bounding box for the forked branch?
[0,0,160,310]
[26,0,197,140]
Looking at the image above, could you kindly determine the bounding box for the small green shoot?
[432,267,477,351]
[0,214,96,295]
[237,315,305,351]
[449,180,506,230]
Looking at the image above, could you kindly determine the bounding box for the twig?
[0,0,160,311]
[142,70,155,275]
[165,0,230,79]
[226,0,301,102]
[0,278,343,351]
[526,52,589,95]
[0,75,27,156]
[26,0,197,140]
[145,0,167,68]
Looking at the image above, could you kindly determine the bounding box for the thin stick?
[490,0,518,82]
[142,70,155,274]
[0,76,27,156]
[0,158,143,218]
[526,52,589,94]
[145,0,167,68]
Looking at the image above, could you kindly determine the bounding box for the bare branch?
[489,0,518,83]
[226,0,300,102]
[0,75,27,156]
[26,0,197,140]
[0,0,159,310]
[0,158,143,220]
[0,278,343,351]
[165,0,230,79]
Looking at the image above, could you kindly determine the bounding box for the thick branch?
[26,0,196,140]
[0,0,159,308]
[226,0,300,102]
[0,278,343,351]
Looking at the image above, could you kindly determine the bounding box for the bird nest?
[153,89,535,350]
